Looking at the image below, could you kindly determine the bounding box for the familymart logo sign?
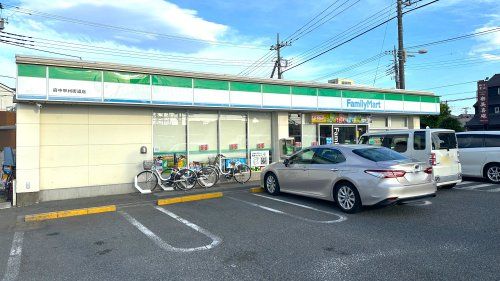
[345,98,383,111]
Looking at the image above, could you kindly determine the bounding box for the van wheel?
[485,164,500,183]
[440,183,456,189]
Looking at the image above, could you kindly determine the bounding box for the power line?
[443,97,476,102]
[291,3,396,64]
[283,0,344,42]
[240,0,361,77]
[312,52,387,81]
[439,91,476,97]
[0,74,15,79]
[2,3,267,50]
[0,32,276,67]
[241,0,364,77]
[289,0,361,42]
[419,80,478,90]
[0,39,82,59]
[285,0,439,73]
[406,27,500,50]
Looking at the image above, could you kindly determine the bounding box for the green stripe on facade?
[230,81,261,93]
[153,75,192,88]
[194,79,229,90]
[220,149,248,153]
[404,95,421,102]
[318,88,342,97]
[292,86,317,96]
[49,67,102,82]
[262,84,290,95]
[104,71,150,85]
[18,64,46,78]
[421,96,439,103]
[385,93,403,101]
[342,90,385,100]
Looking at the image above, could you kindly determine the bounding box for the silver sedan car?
[260,145,436,213]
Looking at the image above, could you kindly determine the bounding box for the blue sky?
[0,0,499,114]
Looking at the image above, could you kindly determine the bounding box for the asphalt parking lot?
[0,180,499,281]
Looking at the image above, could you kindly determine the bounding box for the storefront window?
[220,112,247,162]
[153,111,187,168]
[249,112,272,150]
[391,116,408,128]
[188,111,218,165]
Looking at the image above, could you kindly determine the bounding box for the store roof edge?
[15,55,435,96]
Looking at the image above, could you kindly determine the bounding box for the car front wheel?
[335,183,361,214]
[264,173,280,195]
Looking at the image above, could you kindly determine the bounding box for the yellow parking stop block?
[157,192,223,206]
[57,209,88,218]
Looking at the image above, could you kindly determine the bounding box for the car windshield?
[352,147,408,162]
[431,132,457,150]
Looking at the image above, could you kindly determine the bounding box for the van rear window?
[431,132,457,150]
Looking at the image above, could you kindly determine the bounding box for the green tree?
[420,103,464,131]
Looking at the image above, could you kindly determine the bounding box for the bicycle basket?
[208,156,217,165]
[143,160,154,170]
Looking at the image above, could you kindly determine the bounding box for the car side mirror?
[283,158,290,167]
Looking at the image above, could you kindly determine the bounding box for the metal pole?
[277,33,282,79]
[397,0,405,89]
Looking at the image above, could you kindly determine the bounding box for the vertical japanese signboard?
[477,80,488,124]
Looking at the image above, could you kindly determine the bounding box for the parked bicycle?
[190,162,219,188]
[208,154,252,184]
[135,159,196,193]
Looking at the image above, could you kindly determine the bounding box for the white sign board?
[251,150,270,167]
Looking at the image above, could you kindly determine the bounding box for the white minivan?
[456,131,500,183]
[360,129,462,188]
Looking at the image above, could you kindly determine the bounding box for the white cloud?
[481,53,500,61]
[0,0,274,81]
[18,0,229,41]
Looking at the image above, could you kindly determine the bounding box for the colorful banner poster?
[311,113,369,124]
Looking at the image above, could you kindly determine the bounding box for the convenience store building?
[13,55,439,205]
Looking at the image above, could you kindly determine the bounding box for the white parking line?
[119,209,221,253]
[227,196,346,223]
[456,181,473,186]
[253,193,347,219]
[455,183,494,190]
[2,232,24,281]
[486,187,500,192]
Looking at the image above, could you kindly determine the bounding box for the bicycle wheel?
[136,171,158,192]
[174,168,197,190]
[197,166,219,188]
[234,164,252,184]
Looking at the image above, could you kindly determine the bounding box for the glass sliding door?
[153,110,187,168]
[319,125,333,145]
[219,112,247,161]
[188,111,218,165]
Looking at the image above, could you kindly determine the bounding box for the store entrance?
[319,125,368,145]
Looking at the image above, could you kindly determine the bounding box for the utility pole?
[270,33,291,79]
[392,46,400,89]
[397,0,405,89]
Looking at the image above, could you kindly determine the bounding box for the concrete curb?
[24,205,117,222]
[157,192,223,206]
[250,187,264,193]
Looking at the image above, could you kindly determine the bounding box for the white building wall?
[17,104,153,203]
